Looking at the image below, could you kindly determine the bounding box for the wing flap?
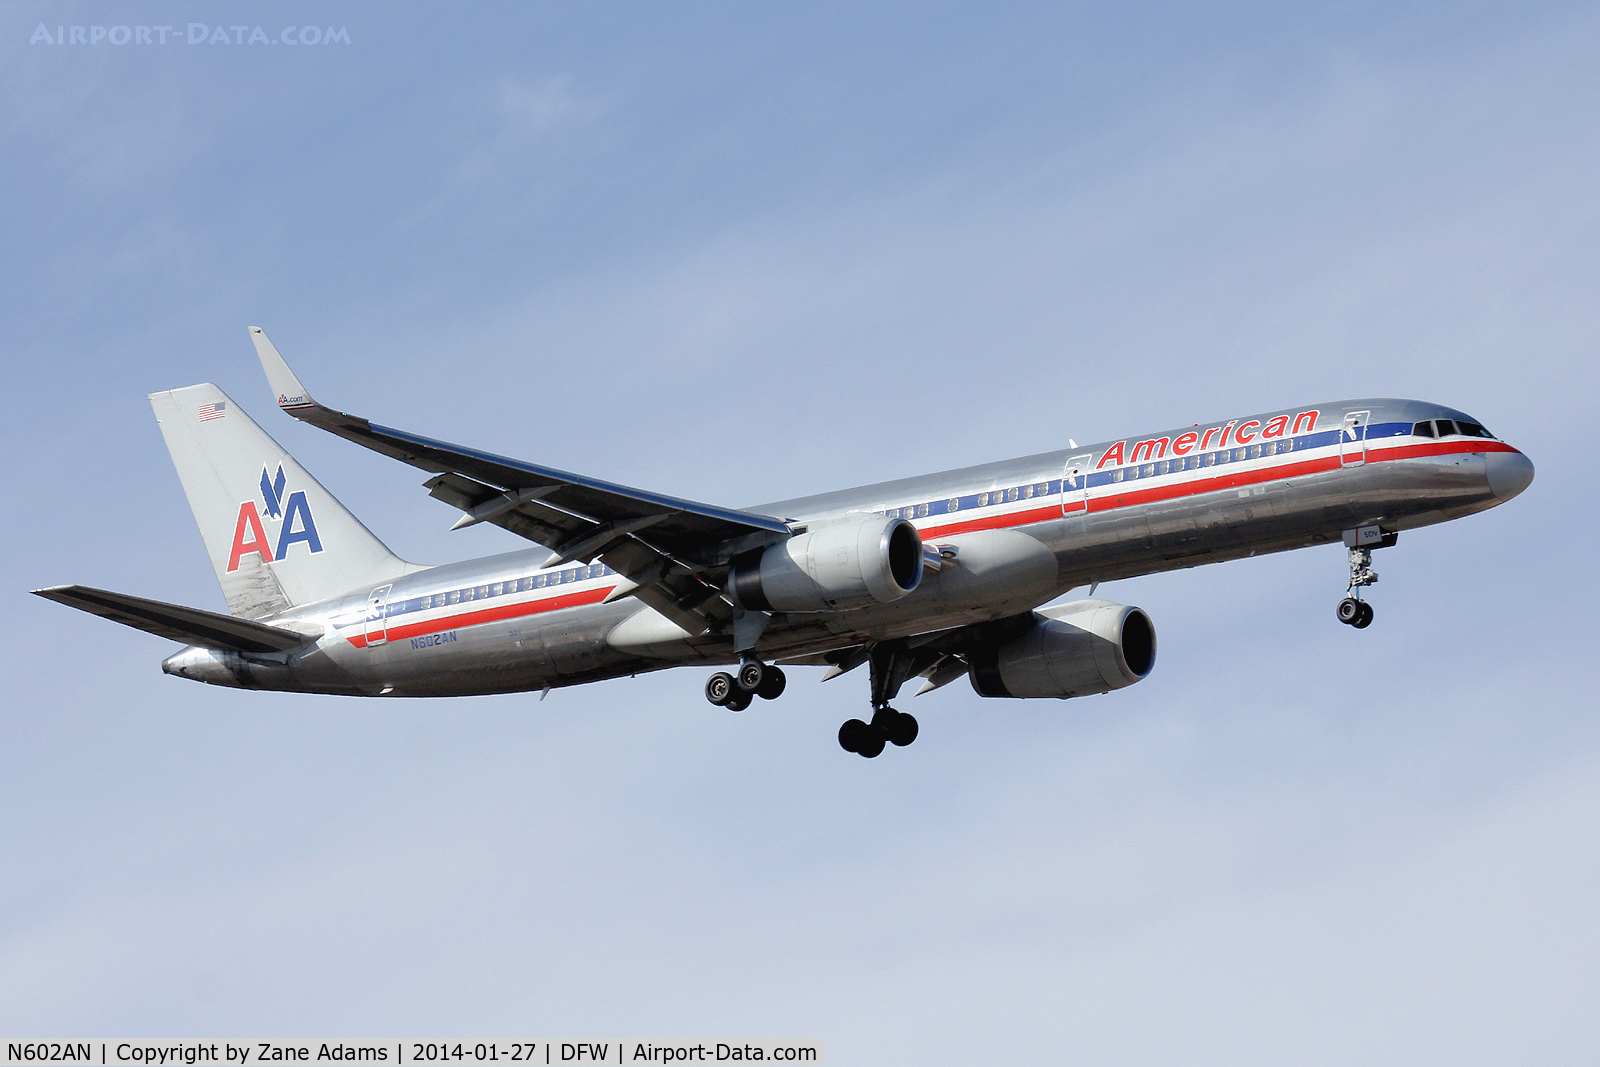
[33,585,313,653]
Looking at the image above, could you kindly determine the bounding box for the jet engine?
[968,598,1156,699]
[729,516,923,612]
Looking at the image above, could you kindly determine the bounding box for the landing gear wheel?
[705,672,735,706]
[885,711,919,747]
[755,666,787,700]
[838,718,869,753]
[736,660,766,693]
[724,690,753,712]
[872,706,919,747]
[838,718,886,757]
[1337,597,1363,625]
[1353,601,1374,628]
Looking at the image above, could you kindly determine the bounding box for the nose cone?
[1486,450,1535,503]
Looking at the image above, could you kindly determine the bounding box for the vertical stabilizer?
[150,384,411,618]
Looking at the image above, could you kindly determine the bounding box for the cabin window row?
[388,563,616,617]
[880,438,1307,517]
[883,481,1059,521]
[1110,439,1297,482]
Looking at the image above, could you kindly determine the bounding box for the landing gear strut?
[837,643,921,758]
[705,658,786,711]
[1337,541,1379,629]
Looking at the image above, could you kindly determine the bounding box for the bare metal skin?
[36,330,1533,754]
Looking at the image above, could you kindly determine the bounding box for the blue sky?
[4,3,1599,1062]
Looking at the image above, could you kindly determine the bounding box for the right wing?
[251,328,792,634]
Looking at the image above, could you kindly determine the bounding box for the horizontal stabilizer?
[32,585,313,653]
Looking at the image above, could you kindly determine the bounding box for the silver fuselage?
[161,398,1534,696]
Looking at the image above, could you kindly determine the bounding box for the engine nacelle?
[729,516,923,612]
[968,599,1156,699]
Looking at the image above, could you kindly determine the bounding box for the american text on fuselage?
[35,332,1534,759]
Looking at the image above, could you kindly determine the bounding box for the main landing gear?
[838,706,918,758]
[837,643,920,759]
[704,658,787,712]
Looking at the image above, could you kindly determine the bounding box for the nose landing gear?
[1337,534,1383,629]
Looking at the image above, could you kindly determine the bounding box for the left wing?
[250,328,790,633]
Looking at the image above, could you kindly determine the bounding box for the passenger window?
[948,497,960,511]
[1435,419,1457,436]
[977,492,988,506]
[1112,469,1124,482]
[918,502,929,517]
[1413,421,1436,438]
[1022,485,1033,499]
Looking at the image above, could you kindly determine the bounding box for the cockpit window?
[1434,419,1458,436]
[1456,420,1493,438]
[1413,420,1436,438]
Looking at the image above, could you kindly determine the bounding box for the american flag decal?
[198,401,226,422]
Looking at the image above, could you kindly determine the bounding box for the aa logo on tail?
[227,464,324,572]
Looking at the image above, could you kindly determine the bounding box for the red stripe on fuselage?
[918,439,1518,540]
[346,585,615,648]
[344,439,1520,647]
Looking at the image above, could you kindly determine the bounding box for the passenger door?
[1062,454,1092,531]
[1340,410,1371,467]
[365,584,391,647]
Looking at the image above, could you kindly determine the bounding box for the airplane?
[34,328,1535,758]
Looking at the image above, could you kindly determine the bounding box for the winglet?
[249,327,319,415]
